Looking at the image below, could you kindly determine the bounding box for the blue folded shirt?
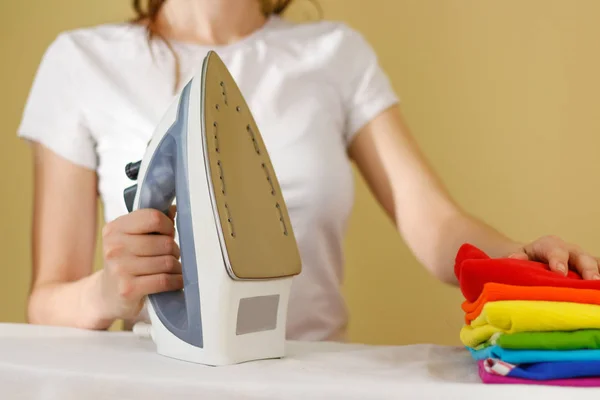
[469,345,600,364]
[485,359,600,381]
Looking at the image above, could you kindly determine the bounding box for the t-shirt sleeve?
[336,26,400,146]
[17,34,97,170]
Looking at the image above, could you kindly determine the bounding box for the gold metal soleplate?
[201,51,302,280]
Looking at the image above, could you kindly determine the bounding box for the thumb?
[167,204,177,221]
[507,250,529,260]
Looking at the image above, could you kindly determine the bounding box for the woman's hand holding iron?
[95,206,183,320]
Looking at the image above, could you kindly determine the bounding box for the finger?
[570,252,600,280]
[543,248,570,276]
[107,209,175,236]
[133,273,184,297]
[112,255,181,277]
[108,234,180,258]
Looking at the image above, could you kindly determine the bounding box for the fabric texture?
[477,361,600,387]
[454,244,600,303]
[469,346,600,364]
[481,358,600,381]
[462,283,600,324]
[483,330,600,351]
[13,323,600,400]
[16,17,399,342]
[460,300,600,348]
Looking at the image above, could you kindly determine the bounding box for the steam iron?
[122,51,302,366]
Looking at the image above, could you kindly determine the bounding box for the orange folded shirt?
[462,282,600,324]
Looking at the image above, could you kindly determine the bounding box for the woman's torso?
[19,15,398,341]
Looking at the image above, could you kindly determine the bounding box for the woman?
[18,0,600,341]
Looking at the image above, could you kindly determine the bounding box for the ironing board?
[1,323,599,400]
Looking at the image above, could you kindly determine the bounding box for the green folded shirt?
[476,330,600,351]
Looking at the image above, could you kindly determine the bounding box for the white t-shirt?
[17,15,399,341]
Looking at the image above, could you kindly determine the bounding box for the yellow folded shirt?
[460,300,600,348]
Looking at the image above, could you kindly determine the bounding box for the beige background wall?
[1,0,599,346]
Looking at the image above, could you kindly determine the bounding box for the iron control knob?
[125,161,142,180]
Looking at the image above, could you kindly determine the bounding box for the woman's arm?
[348,105,600,284]
[27,143,110,329]
[27,143,183,330]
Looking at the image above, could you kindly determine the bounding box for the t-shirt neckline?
[163,15,279,53]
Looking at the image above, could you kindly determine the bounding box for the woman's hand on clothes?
[97,206,183,320]
[507,235,600,280]
[345,106,600,284]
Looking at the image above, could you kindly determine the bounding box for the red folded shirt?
[454,244,600,303]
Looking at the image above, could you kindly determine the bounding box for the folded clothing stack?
[455,244,600,387]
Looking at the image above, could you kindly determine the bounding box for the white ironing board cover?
[0,323,599,399]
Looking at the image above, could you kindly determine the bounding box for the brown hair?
[132,0,296,91]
